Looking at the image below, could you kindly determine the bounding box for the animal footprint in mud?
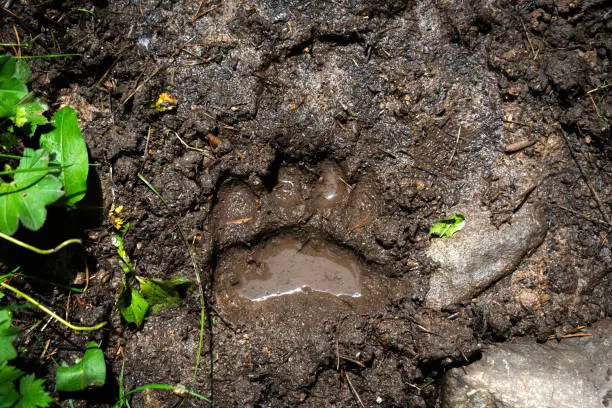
[212,160,371,302]
[217,234,362,302]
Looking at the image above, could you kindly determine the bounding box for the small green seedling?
[117,288,149,328]
[112,219,193,327]
[428,213,465,237]
[55,342,106,392]
[137,277,194,313]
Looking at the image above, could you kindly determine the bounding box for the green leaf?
[15,374,52,408]
[55,342,106,392]
[0,148,64,235]
[39,106,88,206]
[0,55,31,83]
[0,56,48,136]
[0,297,52,408]
[0,380,19,408]
[13,100,49,137]
[138,277,194,313]
[0,55,30,121]
[118,288,149,327]
[428,213,465,237]
[111,227,133,275]
[0,79,27,119]
[0,309,19,363]
[0,361,24,382]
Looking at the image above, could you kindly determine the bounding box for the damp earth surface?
[0,0,610,407]
[220,234,362,301]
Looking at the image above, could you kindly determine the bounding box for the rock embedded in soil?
[425,203,547,310]
[441,319,612,408]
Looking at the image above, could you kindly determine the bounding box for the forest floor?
[0,0,610,407]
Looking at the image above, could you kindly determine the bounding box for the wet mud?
[0,0,610,407]
[219,234,362,301]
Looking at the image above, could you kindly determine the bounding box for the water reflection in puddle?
[313,161,346,209]
[238,235,361,301]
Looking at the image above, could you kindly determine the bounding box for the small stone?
[517,289,541,310]
[426,204,547,310]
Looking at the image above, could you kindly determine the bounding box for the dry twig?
[447,125,461,166]
[560,132,611,225]
[344,371,365,408]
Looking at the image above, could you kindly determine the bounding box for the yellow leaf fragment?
[109,204,126,230]
[155,92,178,112]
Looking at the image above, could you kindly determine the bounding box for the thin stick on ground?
[339,355,366,368]
[560,132,611,225]
[193,2,223,21]
[12,24,20,57]
[555,205,611,227]
[519,18,536,58]
[335,322,341,370]
[344,371,365,408]
[123,65,159,105]
[193,0,206,21]
[335,314,350,370]
[447,125,461,166]
[168,129,213,157]
[139,127,152,175]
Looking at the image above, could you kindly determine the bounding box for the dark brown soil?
[1,0,610,407]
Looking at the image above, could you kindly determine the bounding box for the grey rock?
[441,319,612,408]
[425,204,547,310]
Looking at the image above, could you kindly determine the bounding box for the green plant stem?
[0,166,62,176]
[0,232,81,254]
[121,384,211,403]
[16,54,81,59]
[0,281,106,331]
[71,8,95,15]
[0,152,27,160]
[0,34,41,47]
[137,173,207,398]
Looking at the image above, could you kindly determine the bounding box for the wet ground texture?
[0,0,610,407]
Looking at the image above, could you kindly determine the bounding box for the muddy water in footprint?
[238,235,361,301]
